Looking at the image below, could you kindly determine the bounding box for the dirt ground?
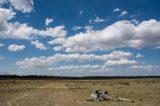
[0,78,160,106]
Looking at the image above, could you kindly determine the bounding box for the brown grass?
[0,78,160,106]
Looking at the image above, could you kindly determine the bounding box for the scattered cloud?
[154,45,160,49]
[79,10,83,17]
[113,8,128,17]
[9,0,34,13]
[93,16,107,23]
[53,46,62,51]
[0,7,15,21]
[113,8,121,12]
[8,44,25,51]
[38,26,67,38]
[45,18,53,26]
[131,65,159,72]
[16,51,134,68]
[0,0,159,75]
[119,11,128,17]
[49,19,160,53]
[31,40,47,50]
[84,25,93,32]
[48,64,110,72]
[89,16,107,24]
[0,8,67,39]
[72,26,83,31]
[105,59,138,66]
[17,50,156,73]
[0,43,4,47]
[131,19,139,25]
[136,53,144,58]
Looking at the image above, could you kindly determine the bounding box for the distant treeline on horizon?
[0,75,160,80]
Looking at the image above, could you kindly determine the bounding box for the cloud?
[72,26,82,31]
[71,25,93,32]
[0,7,15,22]
[131,19,139,25]
[119,11,128,17]
[131,65,159,72]
[113,8,121,12]
[84,25,93,32]
[16,50,157,73]
[8,44,25,51]
[89,16,107,24]
[31,40,47,50]
[93,16,107,23]
[105,51,133,59]
[136,53,144,58]
[0,0,7,5]
[105,59,138,66]
[0,8,67,39]
[45,18,53,26]
[154,45,160,49]
[79,10,83,17]
[48,64,110,72]
[49,19,160,52]
[113,8,128,17]
[9,0,34,13]
[0,43,4,47]
[16,56,48,68]
[16,51,134,68]
[53,46,62,51]
[38,26,67,38]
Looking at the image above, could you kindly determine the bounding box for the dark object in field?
[13,80,15,84]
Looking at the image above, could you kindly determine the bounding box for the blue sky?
[0,0,160,76]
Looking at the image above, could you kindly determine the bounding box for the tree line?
[0,75,160,80]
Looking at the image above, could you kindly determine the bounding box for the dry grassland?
[0,78,160,106]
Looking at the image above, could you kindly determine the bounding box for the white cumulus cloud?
[16,51,134,68]
[9,0,34,13]
[119,11,128,17]
[45,18,53,26]
[113,8,128,17]
[105,59,138,66]
[131,19,139,25]
[48,64,110,72]
[8,44,25,51]
[72,26,82,31]
[93,16,106,23]
[131,65,159,72]
[53,46,62,51]
[136,53,144,58]
[49,19,160,53]
[113,8,121,12]
[0,7,15,22]
[0,8,67,39]
[31,40,47,50]
[89,16,107,24]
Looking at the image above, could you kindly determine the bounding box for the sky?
[0,0,160,76]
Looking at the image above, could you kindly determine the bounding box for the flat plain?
[0,78,160,106]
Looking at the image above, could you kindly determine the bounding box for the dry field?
[0,78,160,106]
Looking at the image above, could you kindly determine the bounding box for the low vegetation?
[0,78,160,106]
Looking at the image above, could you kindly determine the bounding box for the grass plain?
[0,78,160,106]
